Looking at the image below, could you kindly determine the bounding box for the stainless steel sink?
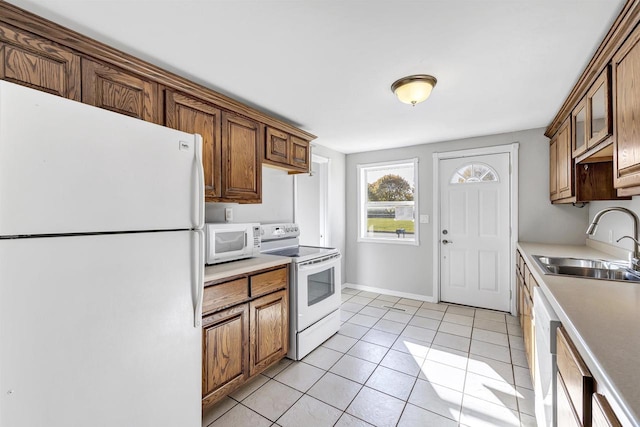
[534,256,610,269]
[532,255,640,283]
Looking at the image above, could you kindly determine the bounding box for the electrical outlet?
[225,207,233,222]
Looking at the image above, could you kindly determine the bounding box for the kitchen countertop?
[204,254,292,283]
[518,242,640,427]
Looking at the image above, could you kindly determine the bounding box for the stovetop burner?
[265,245,336,259]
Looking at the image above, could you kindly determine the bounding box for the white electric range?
[261,223,342,360]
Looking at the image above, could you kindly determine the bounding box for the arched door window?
[450,163,499,184]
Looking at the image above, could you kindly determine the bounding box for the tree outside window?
[357,159,418,244]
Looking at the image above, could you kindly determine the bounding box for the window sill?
[357,236,419,246]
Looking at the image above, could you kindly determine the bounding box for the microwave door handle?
[245,232,247,247]
[298,254,342,272]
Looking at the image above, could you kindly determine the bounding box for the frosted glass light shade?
[391,75,437,106]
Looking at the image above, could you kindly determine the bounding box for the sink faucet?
[586,207,640,271]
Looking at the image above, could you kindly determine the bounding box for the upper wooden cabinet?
[550,119,574,203]
[263,126,311,173]
[0,23,80,100]
[291,135,310,171]
[222,112,262,203]
[613,29,640,193]
[587,68,612,149]
[82,59,158,123]
[0,2,316,204]
[550,137,559,200]
[165,90,222,200]
[572,99,588,157]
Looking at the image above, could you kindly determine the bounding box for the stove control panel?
[261,223,300,241]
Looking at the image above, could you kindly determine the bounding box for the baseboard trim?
[342,282,436,303]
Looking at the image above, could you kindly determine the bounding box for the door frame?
[432,143,519,315]
[293,153,330,246]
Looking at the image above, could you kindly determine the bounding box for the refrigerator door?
[0,231,202,427]
[0,81,204,236]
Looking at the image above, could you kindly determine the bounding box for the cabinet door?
[291,135,310,172]
[587,67,612,149]
[557,119,574,199]
[249,290,288,375]
[572,98,588,157]
[221,112,262,202]
[0,23,80,100]
[558,375,582,427]
[522,285,535,384]
[550,137,559,200]
[202,303,249,408]
[592,394,622,427]
[81,58,158,122]
[265,127,290,164]
[613,31,640,190]
[165,90,222,199]
[557,326,593,425]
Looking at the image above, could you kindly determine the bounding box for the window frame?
[356,158,419,246]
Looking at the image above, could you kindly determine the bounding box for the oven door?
[296,253,342,331]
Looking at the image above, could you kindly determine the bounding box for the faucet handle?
[616,235,640,245]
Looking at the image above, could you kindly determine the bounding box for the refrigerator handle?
[193,229,204,328]
[193,134,205,229]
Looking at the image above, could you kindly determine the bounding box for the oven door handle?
[297,253,342,271]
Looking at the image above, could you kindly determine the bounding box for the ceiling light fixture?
[391,74,437,106]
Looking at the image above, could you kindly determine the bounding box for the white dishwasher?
[533,286,562,427]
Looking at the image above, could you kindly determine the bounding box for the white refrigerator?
[0,81,204,427]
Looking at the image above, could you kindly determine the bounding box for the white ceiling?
[8,0,626,154]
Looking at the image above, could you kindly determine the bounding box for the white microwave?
[204,223,261,265]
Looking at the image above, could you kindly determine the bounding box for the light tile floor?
[203,288,535,427]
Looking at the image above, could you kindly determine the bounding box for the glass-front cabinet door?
[587,67,612,149]
[572,99,587,157]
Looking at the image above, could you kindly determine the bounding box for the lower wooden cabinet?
[202,303,249,408]
[250,290,288,375]
[558,374,582,427]
[202,265,288,409]
[557,326,594,426]
[592,393,622,427]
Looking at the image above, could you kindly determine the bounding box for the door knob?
[442,239,453,244]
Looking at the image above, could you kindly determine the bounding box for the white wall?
[311,145,347,278]
[587,198,640,254]
[345,127,590,298]
[205,166,294,224]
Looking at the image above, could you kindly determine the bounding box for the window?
[450,163,498,184]
[357,159,418,244]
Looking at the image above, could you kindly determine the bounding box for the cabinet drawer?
[203,278,249,315]
[250,267,288,297]
[557,326,593,424]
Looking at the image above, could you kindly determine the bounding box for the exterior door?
[439,153,511,311]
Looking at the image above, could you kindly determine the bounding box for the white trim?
[342,282,436,303]
[293,154,330,247]
[432,143,519,316]
[356,158,419,246]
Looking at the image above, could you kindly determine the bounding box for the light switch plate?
[420,214,429,224]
